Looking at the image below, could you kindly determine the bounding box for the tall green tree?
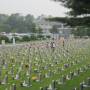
[6,13,26,33]
[25,14,36,33]
[0,14,9,32]
[52,0,90,36]
[36,27,43,34]
[0,13,36,33]
[57,0,89,15]
[53,0,90,25]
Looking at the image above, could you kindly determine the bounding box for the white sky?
[0,0,68,17]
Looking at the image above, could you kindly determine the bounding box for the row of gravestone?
[0,57,83,83]
[0,40,89,90]
[3,69,90,90]
[73,77,90,90]
[39,64,90,90]
[0,51,87,84]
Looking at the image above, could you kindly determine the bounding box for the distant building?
[0,15,71,39]
[35,15,72,39]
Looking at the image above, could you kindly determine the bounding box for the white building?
[35,15,71,39]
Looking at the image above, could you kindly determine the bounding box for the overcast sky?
[0,0,68,17]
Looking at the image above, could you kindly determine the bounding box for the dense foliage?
[0,34,50,44]
[0,13,36,33]
[51,0,90,36]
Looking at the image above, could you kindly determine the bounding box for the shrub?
[22,35,30,42]
[0,35,10,44]
[37,35,46,40]
[30,34,37,41]
[46,35,51,39]
[10,36,22,43]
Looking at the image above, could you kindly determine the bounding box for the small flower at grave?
[31,76,38,81]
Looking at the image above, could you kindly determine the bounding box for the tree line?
[0,34,51,44]
[0,13,41,33]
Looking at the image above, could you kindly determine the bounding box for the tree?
[51,0,90,36]
[0,14,9,32]
[0,35,10,43]
[22,35,30,41]
[0,13,36,33]
[25,14,36,33]
[72,26,88,37]
[53,0,90,24]
[0,14,9,24]
[54,0,90,16]
[6,13,26,33]
[36,27,43,34]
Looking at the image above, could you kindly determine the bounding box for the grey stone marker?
[52,80,56,89]
[45,73,49,78]
[40,87,43,90]
[22,80,27,87]
[13,37,16,45]
[10,67,14,75]
[15,73,19,80]
[38,73,42,81]
[48,84,53,90]
[74,71,78,76]
[80,83,84,90]
[73,87,77,90]
[12,84,16,90]
[87,77,90,86]
[4,63,8,69]
[5,75,8,83]
[58,77,64,84]
[80,68,83,72]
[77,69,80,75]
[43,86,48,90]
[48,70,52,77]
[66,75,70,80]
[62,75,66,84]
[2,75,8,84]
[27,77,32,86]
[0,67,2,76]
[70,72,74,79]
[36,73,42,82]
